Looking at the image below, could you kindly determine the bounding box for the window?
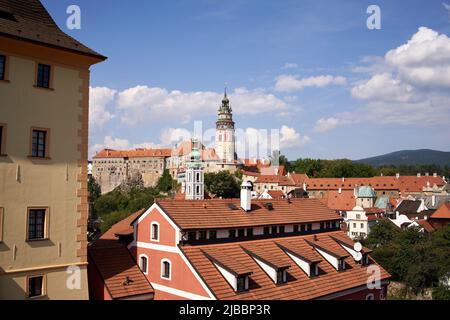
[209,230,217,239]
[338,259,345,271]
[139,255,148,274]
[161,260,171,279]
[353,223,357,228]
[0,124,5,155]
[27,208,48,240]
[366,293,375,300]
[236,275,248,292]
[263,226,270,235]
[199,230,207,240]
[320,222,325,230]
[300,224,306,232]
[271,226,277,234]
[279,226,285,234]
[0,207,3,242]
[187,231,196,241]
[246,228,253,237]
[326,222,330,229]
[293,225,299,233]
[28,275,45,298]
[356,214,361,220]
[0,55,5,80]
[151,222,159,241]
[36,63,51,88]
[276,270,287,284]
[360,223,364,229]
[31,129,49,158]
[307,224,312,231]
[229,229,236,238]
[237,229,245,237]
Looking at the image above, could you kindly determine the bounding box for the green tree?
[157,169,177,193]
[363,220,401,248]
[205,171,240,198]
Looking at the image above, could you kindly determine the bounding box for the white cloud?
[113,85,287,125]
[159,128,192,146]
[282,62,298,69]
[326,27,450,131]
[313,117,340,133]
[351,73,414,102]
[279,125,311,149]
[275,74,347,92]
[89,87,117,127]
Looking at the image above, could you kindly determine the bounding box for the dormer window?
[338,258,346,271]
[236,275,249,292]
[187,231,196,241]
[276,270,287,284]
[199,230,207,240]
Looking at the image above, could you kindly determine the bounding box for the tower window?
[161,260,171,279]
[151,222,159,241]
[36,63,51,88]
[139,255,148,274]
[0,55,5,80]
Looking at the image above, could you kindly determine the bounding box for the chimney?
[342,177,345,182]
[395,211,399,220]
[338,188,342,194]
[181,181,185,194]
[417,173,421,178]
[303,182,307,191]
[380,172,383,176]
[241,181,252,211]
[396,173,400,179]
[433,172,437,177]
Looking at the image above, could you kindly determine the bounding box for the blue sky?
[42,0,450,160]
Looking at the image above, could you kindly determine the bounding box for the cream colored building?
[0,0,105,299]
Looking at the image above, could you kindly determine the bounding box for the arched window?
[196,185,200,195]
[151,222,159,241]
[161,259,171,280]
[139,255,148,274]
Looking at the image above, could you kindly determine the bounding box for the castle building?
[215,89,236,164]
[0,0,105,299]
[185,139,204,200]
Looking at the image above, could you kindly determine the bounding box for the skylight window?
[0,10,17,22]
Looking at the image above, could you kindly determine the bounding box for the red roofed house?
[89,183,390,300]
[429,202,450,229]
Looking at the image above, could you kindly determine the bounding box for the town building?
[92,91,239,194]
[184,139,204,200]
[0,0,105,299]
[89,184,391,300]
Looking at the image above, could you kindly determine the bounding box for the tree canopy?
[204,171,241,198]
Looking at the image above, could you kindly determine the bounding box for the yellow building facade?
[0,0,105,299]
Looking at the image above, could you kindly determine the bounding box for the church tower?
[215,89,236,163]
[185,138,204,200]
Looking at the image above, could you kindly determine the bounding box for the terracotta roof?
[330,234,372,254]
[93,148,173,159]
[289,173,309,186]
[320,190,356,211]
[397,176,446,193]
[0,0,106,59]
[89,209,153,299]
[267,190,285,199]
[255,175,295,185]
[181,231,390,300]
[431,203,450,219]
[154,198,342,230]
[305,177,399,190]
[260,165,286,176]
[202,248,253,276]
[415,219,435,233]
[365,207,385,214]
[241,170,260,177]
[242,158,271,169]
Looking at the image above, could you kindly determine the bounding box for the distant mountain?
[355,149,450,167]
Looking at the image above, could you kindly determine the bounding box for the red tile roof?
[320,190,356,211]
[181,231,390,300]
[431,202,450,219]
[415,219,435,233]
[267,190,285,199]
[93,148,173,159]
[89,209,153,299]
[255,175,295,185]
[153,198,342,230]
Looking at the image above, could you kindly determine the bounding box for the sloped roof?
[89,209,153,299]
[415,219,435,233]
[255,175,295,186]
[267,190,285,199]
[93,148,173,159]
[181,231,390,300]
[320,190,356,211]
[0,0,106,59]
[431,203,450,219]
[153,198,342,230]
[395,200,422,215]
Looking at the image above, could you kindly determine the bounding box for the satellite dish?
[353,242,362,252]
[354,252,363,262]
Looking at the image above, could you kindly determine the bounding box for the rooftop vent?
[228,203,238,210]
[264,202,274,211]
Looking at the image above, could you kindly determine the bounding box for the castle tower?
[185,139,204,200]
[215,89,236,164]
